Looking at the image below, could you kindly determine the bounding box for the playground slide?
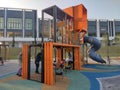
[84,36,106,63]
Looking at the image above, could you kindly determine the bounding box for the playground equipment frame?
[22,4,87,86]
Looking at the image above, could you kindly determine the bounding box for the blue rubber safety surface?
[81,71,120,90]
[81,64,120,90]
[83,64,120,70]
[65,64,120,90]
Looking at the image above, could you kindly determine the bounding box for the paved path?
[0,60,20,77]
[0,60,40,78]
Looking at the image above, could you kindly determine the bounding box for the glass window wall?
[7,18,22,29]
[99,20,108,37]
[25,19,32,30]
[0,17,4,29]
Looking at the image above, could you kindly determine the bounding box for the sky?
[0,0,120,19]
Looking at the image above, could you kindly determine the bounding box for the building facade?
[0,7,37,47]
[88,19,120,41]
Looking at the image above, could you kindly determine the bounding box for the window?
[115,25,120,32]
[7,18,22,29]
[108,21,114,37]
[100,26,108,37]
[88,25,96,36]
[99,21,108,37]
[0,17,4,29]
[88,25,96,33]
[25,19,32,30]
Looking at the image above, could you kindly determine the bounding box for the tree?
[12,32,15,47]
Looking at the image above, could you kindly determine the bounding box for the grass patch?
[98,45,120,57]
[0,45,120,60]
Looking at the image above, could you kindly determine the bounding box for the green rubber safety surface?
[65,70,90,90]
[0,80,42,90]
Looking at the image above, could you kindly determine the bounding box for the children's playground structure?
[21,4,105,86]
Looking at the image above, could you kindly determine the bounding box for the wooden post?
[74,47,82,70]
[44,42,54,85]
[22,44,29,79]
[56,47,62,68]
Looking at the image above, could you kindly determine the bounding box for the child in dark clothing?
[35,52,42,74]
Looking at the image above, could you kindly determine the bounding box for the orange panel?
[74,47,82,70]
[44,43,47,84]
[64,6,73,17]
[74,4,87,32]
[56,48,62,68]
[44,42,54,85]
[46,43,49,84]
[64,4,87,32]
[49,42,54,85]
[22,44,29,79]
[73,31,79,44]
